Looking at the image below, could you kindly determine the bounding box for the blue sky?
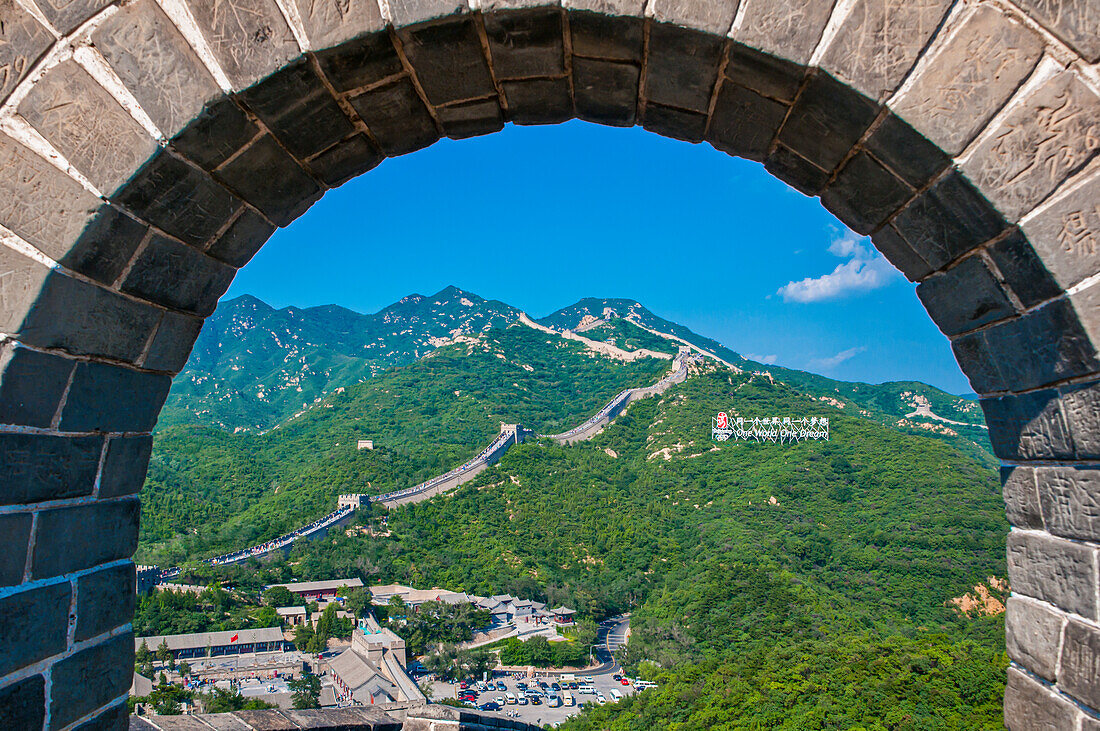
[226,121,973,395]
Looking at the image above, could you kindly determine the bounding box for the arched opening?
[0,0,1097,727]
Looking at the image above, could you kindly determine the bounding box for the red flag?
[230,633,239,642]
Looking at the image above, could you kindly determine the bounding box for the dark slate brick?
[98,435,154,499]
[64,206,149,286]
[870,223,933,282]
[980,389,1073,460]
[58,362,171,434]
[348,78,440,156]
[917,255,1014,336]
[0,675,45,731]
[439,98,504,140]
[73,701,129,731]
[115,151,243,248]
[892,170,1008,271]
[307,134,384,188]
[0,344,74,428]
[315,32,403,93]
[502,78,572,125]
[777,71,879,173]
[206,208,275,268]
[76,563,135,641]
[215,136,323,227]
[19,271,161,364]
[143,311,204,373]
[985,299,1099,391]
[239,60,354,160]
[170,98,261,171]
[0,432,103,505]
[987,230,1064,309]
[50,633,134,729]
[707,82,788,162]
[864,112,949,189]
[821,151,913,234]
[573,58,639,127]
[0,513,32,586]
[641,103,707,143]
[33,501,140,579]
[483,8,565,80]
[568,10,642,62]
[121,235,236,316]
[0,582,70,676]
[723,42,804,103]
[764,144,829,197]
[399,18,495,105]
[644,23,723,113]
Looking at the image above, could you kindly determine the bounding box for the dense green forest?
[144,308,1008,727]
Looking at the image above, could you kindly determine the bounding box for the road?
[591,614,630,674]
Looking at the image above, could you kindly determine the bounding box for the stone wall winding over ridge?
[0,0,1097,727]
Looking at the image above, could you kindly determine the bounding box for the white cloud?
[745,353,779,365]
[810,346,866,370]
[777,232,899,303]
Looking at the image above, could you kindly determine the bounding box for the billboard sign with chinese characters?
[712,414,829,444]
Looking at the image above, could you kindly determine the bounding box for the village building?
[267,578,364,602]
[134,627,291,660]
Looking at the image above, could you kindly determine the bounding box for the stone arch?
[0,0,1097,726]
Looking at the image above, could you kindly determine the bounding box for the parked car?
[517,696,528,705]
[530,696,542,705]
[583,676,594,683]
[551,682,561,691]
[620,678,630,685]
[479,702,501,712]
[494,696,506,706]
[567,681,578,689]
[495,681,507,691]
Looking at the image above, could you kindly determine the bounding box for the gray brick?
[0,432,103,505]
[892,171,1008,271]
[34,0,110,34]
[143,312,204,373]
[116,151,244,249]
[0,0,53,103]
[76,563,135,641]
[821,151,913,235]
[892,6,1043,157]
[1004,666,1081,730]
[987,230,1063,310]
[644,23,723,113]
[963,73,1100,223]
[99,435,154,499]
[170,99,261,172]
[981,389,1073,460]
[0,582,70,676]
[1007,530,1098,621]
[0,344,74,428]
[315,32,403,93]
[215,136,323,227]
[916,255,1014,337]
[764,144,829,197]
[1036,466,1100,542]
[306,134,384,188]
[732,0,836,66]
[1061,619,1100,712]
[777,71,878,173]
[182,0,299,89]
[707,82,787,162]
[1013,0,1100,62]
[93,0,221,138]
[1062,381,1100,460]
[231,710,299,729]
[572,57,638,127]
[19,60,158,196]
[484,8,565,80]
[290,0,385,49]
[49,633,134,729]
[502,78,572,125]
[32,500,141,579]
[568,11,642,62]
[646,0,736,34]
[1004,465,1044,530]
[1006,596,1064,681]
[388,0,468,27]
[206,209,276,268]
[398,19,495,106]
[819,0,952,102]
[121,235,236,316]
[863,113,949,190]
[0,513,32,586]
[641,103,707,143]
[0,675,45,731]
[1020,165,1100,292]
[58,362,171,434]
[239,60,355,160]
[348,78,440,156]
[439,98,505,140]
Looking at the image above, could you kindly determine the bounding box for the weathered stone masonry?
[0,0,1097,728]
